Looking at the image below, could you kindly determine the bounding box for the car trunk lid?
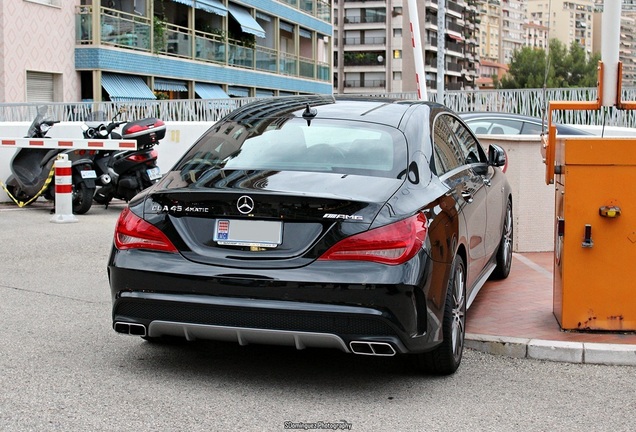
[144,170,404,269]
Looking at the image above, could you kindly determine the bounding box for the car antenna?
[302,104,317,126]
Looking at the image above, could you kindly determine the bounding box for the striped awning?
[228,4,266,38]
[171,0,194,6]
[101,73,156,101]
[172,0,227,16]
[195,83,229,99]
[227,86,250,97]
[255,89,274,98]
[195,0,227,16]
[255,11,271,22]
[154,79,188,92]
[279,21,294,33]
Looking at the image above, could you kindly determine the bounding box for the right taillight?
[318,213,428,265]
[114,208,177,253]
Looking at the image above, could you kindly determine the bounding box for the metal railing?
[0,99,256,124]
[3,88,636,128]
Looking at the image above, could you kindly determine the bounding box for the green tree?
[500,46,548,89]
[500,39,600,89]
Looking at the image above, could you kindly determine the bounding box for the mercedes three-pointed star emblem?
[237,195,254,214]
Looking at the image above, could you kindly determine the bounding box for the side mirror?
[488,144,507,168]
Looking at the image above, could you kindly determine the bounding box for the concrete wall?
[0,1,80,102]
[479,136,555,253]
[1,125,558,252]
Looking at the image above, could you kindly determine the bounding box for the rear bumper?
[109,249,450,354]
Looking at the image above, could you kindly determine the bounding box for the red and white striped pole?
[408,0,428,101]
[50,154,78,223]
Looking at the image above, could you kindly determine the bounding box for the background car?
[108,95,513,375]
[460,112,593,136]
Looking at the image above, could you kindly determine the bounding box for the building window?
[393,50,402,59]
[393,71,402,81]
[393,28,402,38]
[392,7,403,17]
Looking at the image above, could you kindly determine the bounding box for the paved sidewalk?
[466,252,636,366]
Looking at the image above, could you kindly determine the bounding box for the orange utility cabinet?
[553,136,636,330]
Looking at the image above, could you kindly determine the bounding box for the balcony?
[75,6,330,83]
[447,1,464,15]
[343,79,387,88]
[343,15,387,24]
[343,36,387,46]
[277,0,332,23]
[447,21,464,34]
[446,40,464,55]
[342,51,386,67]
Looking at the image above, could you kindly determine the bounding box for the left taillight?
[114,208,177,253]
[318,213,428,265]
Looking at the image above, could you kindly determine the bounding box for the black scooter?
[4,106,96,214]
[82,110,166,207]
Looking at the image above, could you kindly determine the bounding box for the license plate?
[214,219,282,248]
[147,167,161,180]
[80,170,97,179]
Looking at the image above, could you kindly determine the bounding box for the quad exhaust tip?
[114,322,147,337]
[350,341,396,356]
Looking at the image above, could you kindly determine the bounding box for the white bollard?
[50,154,78,224]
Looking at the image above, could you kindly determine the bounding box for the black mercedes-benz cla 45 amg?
[108,95,513,375]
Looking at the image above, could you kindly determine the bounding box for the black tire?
[490,199,513,280]
[72,182,94,215]
[413,255,466,375]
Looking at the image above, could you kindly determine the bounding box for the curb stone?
[466,334,636,366]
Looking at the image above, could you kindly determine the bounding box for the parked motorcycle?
[4,106,96,214]
[82,110,165,207]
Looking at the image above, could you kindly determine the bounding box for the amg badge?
[323,213,364,221]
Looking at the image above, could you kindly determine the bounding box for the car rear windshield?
[175,118,407,180]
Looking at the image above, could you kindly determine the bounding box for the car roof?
[459,111,593,135]
[222,95,449,129]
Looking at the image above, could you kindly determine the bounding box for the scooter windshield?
[26,106,50,137]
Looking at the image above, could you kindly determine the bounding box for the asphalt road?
[1,203,635,432]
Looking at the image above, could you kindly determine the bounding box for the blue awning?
[228,86,250,97]
[195,83,229,99]
[255,89,274,98]
[299,28,312,39]
[171,0,194,6]
[228,4,266,38]
[279,21,294,33]
[255,11,271,22]
[101,73,156,101]
[154,79,188,92]
[195,0,227,16]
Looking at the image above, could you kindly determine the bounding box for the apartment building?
[332,0,480,95]
[476,0,501,63]
[592,1,636,88]
[501,0,526,63]
[0,0,332,103]
[525,21,549,50]
[527,0,595,55]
